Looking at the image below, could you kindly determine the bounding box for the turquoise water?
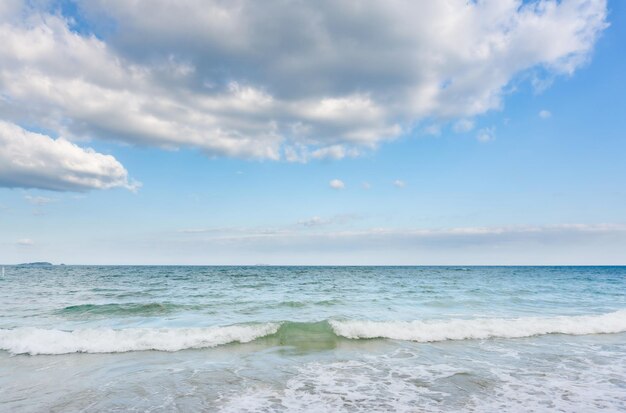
[1,266,625,411]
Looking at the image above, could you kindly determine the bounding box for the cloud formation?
[477,127,496,143]
[453,119,475,133]
[180,222,626,242]
[298,216,329,227]
[0,0,608,162]
[0,121,137,191]
[539,109,552,119]
[297,214,359,228]
[24,195,56,205]
[157,223,626,265]
[329,179,345,190]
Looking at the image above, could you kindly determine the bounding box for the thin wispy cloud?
[24,195,57,206]
[423,124,441,136]
[453,119,475,133]
[539,110,553,119]
[297,214,360,228]
[477,127,496,143]
[177,223,626,241]
[297,216,329,227]
[162,223,626,265]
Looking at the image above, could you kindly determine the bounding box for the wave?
[330,310,626,342]
[57,302,196,317]
[2,310,625,355]
[0,323,280,355]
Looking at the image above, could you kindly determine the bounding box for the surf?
[2,310,626,355]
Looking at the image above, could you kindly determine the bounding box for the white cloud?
[423,124,441,136]
[476,127,496,143]
[329,179,345,190]
[297,214,359,228]
[362,182,371,190]
[539,109,552,119]
[311,145,351,161]
[0,121,138,192]
[298,216,328,227]
[0,0,21,20]
[0,0,608,161]
[453,119,475,133]
[24,195,56,205]
[158,223,626,265]
[17,238,34,246]
[393,180,406,188]
[178,223,626,242]
[21,222,624,264]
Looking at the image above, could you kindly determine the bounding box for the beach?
[1,266,625,412]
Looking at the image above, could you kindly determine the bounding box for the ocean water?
[1,266,625,412]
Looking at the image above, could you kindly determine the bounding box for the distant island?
[17,262,53,267]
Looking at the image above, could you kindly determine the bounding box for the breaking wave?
[0,323,280,355]
[2,310,625,355]
[329,310,626,342]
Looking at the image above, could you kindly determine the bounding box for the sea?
[1,266,625,412]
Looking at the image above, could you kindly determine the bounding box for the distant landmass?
[17,262,53,266]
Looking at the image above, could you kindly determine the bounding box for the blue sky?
[1,0,625,264]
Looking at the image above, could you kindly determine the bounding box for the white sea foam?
[0,323,280,355]
[217,344,626,413]
[3,310,626,356]
[218,355,454,413]
[330,310,626,342]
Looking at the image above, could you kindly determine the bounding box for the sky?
[1,0,625,265]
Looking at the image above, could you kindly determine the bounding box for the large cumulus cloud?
[0,121,136,191]
[0,0,609,165]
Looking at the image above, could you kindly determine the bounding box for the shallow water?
[1,266,625,412]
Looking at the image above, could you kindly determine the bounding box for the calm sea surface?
[1,266,625,412]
